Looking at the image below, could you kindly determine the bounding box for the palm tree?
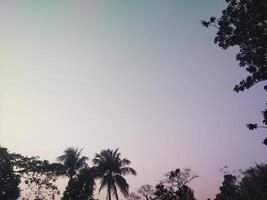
[62,167,96,200]
[93,148,137,200]
[57,147,88,179]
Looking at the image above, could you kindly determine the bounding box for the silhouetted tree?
[176,185,196,200]
[239,164,267,200]
[154,168,197,200]
[128,192,141,200]
[0,146,20,200]
[22,162,65,199]
[0,146,65,200]
[202,0,267,144]
[154,183,176,200]
[214,174,240,200]
[14,153,65,200]
[162,168,198,191]
[93,148,137,200]
[58,147,90,200]
[62,167,96,200]
[57,147,89,179]
[154,183,197,200]
[137,184,155,200]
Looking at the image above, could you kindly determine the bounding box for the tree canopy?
[93,148,137,200]
[239,164,267,200]
[0,146,65,200]
[214,174,240,200]
[213,164,267,200]
[202,0,267,145]
[62,167,96,200]
[130,168,197,200]
[1,146,266,200]
[0,147,20,200]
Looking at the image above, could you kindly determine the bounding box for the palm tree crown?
[93,148,136,200]
[57,147,88,179]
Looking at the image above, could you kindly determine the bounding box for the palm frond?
[57,155,66,162]
[57,147,88,178]
[112,183,119,200]
[76,156,89,170]
[93,148,136,199]
[120,167,137,176]
[114,175,129,197]
[120,158,131,167]
[99,176,108,193]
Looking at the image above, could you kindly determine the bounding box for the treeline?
[0,146,267,200]
[130,165,267,200]
[0,146,135,200]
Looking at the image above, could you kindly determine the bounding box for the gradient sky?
[0,1,266,200]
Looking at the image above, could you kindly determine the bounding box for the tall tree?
[154,168,198,200]
[0,146,65,200]
[154,183,176,200]
[0,146,20,200]
[58,147,90,200]
[62,167,96,200]
[202,0,267,145]
[93,148,137,200]
[239,164,267,200]
[214,174,240,200]
[176,185,196,200]
[57,147,88,179]
[161,168,198,191]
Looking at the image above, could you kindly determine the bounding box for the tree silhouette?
[0,146,65,200]
[62,167,96,200]
[154,168,198,200]
[214,174,240,200]
[202,0,267,145]
[128,192,141,200]
[176,185,196,200]
[161,168,198,191]
[154,183,176,200]
[22,162,64,199]
[57,147,89,179]
[58,147,90,200]
[0,147,20,200]
[137,184,155,200]
[239,164,267,200]
[93,148,137,200]
[154,184,197,200]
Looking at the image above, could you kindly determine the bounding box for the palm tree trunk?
[108,184,112,200]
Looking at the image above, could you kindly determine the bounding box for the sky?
[0,0,266,199]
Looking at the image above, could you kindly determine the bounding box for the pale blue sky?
[0,1,266,199]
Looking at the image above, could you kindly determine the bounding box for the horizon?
[0,1,266,200]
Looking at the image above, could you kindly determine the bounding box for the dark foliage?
[93,148,136,200]
[202,0,267,144]
[154,183,196,200]
[0,146,65,200]
[239,164,267,200]
[137,184,155,200]
[214,174,240,200]
[214,164,267,200]
[161,168,198,191]
[128,192,141,200]
[0,147,20,200]
[57,147,89,179]
[153,168,197,200]
[176,185,196,200]
[154,183,176,200]
[62,167,96,200]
